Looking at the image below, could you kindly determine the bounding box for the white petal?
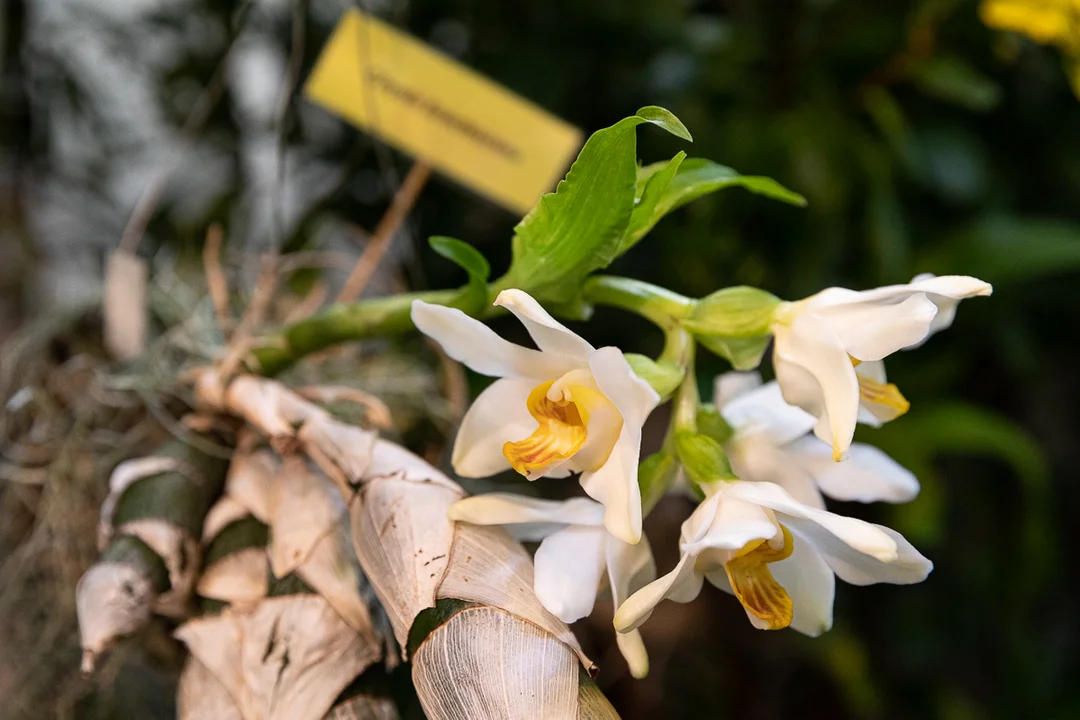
[713,371,763,408]
[774,315,859,459]
[449,494,605,528]
[494,289,595,360]
[769,530,835,636]
[688,493,778,554]
[855,359,887,383]
[815,524,932,586]
[411,300,578,379]
[604,536,655,679]
[811,275,990,309]
[809,276,991,352]
[606,535,657,610]
[578,347,660,544]
[722,482,898,561]
[451,378,537,478]
[786,436,919,503]
[613,553,703,633]
[616,629,650,679]
[909,274,993,301]
[727,434,825,509]
[679,491,724,545]
[580,428,642,545]
[721,380,817,447]
[724,481,931,585]
[533,526,607,623]
[589,347,661,428]
[820,294,938,362]
[910,274,992,339]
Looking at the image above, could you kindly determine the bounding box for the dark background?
[2,0,1078,718]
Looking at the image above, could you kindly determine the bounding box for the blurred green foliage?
[3,0,1080,718]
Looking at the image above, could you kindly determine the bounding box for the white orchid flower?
[716,372,919,508]
[411,290,661,544]
[613,481,931,637]
[449,493,656,678]
[770,274,991,461]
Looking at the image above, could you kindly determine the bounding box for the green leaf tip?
[429,236,490,315]
[428,236,490,281]
[635,106,693,142]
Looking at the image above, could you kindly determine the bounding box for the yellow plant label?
[305,9,583,214]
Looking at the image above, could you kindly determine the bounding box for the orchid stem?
[580,275,694,329]
[250,275,695,376]
[672,342,699,433]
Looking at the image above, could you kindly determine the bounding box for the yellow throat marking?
[724,525,795,630]
[503,380,592,477]
[850,357,910,417]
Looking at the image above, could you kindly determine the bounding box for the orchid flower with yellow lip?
[613,480,932,637]
[448,493,655,678]
[717,372,919,508]
[770,274,991,461]
[410,289,661,544]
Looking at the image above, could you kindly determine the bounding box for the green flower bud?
[696,403,734,445]
[625,353,685,400]
[680,287,779,370]
[682,286,781,338]
[674,430,737,487]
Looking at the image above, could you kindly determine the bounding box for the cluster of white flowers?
[411,275,990,677]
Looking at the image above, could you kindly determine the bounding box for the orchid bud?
[682,286,781,338]
[681,287,780,370]
[674,430,738,487]
[624,353,684,400]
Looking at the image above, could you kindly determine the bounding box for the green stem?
[251,275,696,377]
[251,288,459,376]
[671,339,699,434]
[580,276,694,328]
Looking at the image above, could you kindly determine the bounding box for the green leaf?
[623,151,686,253]
[633,105,693,141]
[429,236,490,281]
[910,55,1002,113]
[499,107,692,302]
[429,236,490,313]
[624,158,806,250]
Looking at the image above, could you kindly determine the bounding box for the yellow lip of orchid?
[410,291,660,545]
[724,525,795,630]
[850,356,910,434]
[502,380,623,477]
[857,373,910,419]
[503,381,589,477]
[613,481,933,639]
